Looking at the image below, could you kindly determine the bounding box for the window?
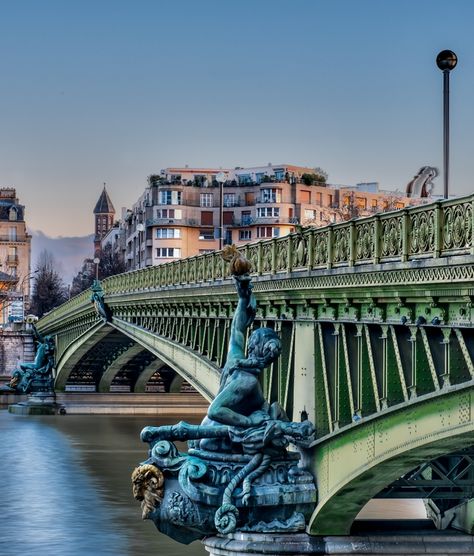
[371,199,378,208]
[156,228,181,239]
[156,208,182,220]
[300,190,310,203]
[223,211,234,225]
[395,202,404,209]
[201,211,213,225]
[256,207,280,218]
[239,230,251,240]
[8,227,16,241]
[260,188,281,203]
[304,209,316,220]
[8,207,17,221]
[238,174,252,185]
[200,193,213,207]
[224,193,236,207]
[199,229,214,240]
[156,247,181,258]
[255,173,265,183]
[159,190,182,205]
[356,197,367,210]
[328,194,334,207]
[241,211,252,225]
[316,192,323,204]
[256,227,280,238]
[274,169,284,181]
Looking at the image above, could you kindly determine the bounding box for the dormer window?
[8,207,17,221]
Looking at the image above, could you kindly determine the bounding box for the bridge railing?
[39,194,473,329]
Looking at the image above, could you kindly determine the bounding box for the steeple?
[94,184,115,215]
[94,184,115,253]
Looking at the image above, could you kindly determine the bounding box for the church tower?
[93,185,115,254]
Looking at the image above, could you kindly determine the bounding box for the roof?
[94,187,115,215]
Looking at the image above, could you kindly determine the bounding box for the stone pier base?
[203,526,474,555]
[9,391,65,415]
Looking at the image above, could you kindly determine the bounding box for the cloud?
[30,230,94,284]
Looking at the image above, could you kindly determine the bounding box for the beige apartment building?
[123,165,415,271]
[0,189,31,322]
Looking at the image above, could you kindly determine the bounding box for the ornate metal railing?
[39,195,474,329]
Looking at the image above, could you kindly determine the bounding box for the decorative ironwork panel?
[355,221,375,262]
[313,230,328,267]
[292,234,309,269]
[333,226,350,264]
[410,209,435,256]
[443,202,473,252]
[380,216,402,258]
[275,238,288,271]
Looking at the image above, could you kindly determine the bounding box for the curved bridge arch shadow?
[308,384,474,535]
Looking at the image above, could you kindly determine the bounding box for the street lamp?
[136,223,145,269]
[93,257,100,281]
[216,173,226,250]
[436,49,458,199]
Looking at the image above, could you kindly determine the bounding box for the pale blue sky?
[0,0,473,236]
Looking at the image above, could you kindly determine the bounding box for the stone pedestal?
[8,391,65,415]
[202,530,474,555]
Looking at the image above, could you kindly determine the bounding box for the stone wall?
[0,331,35,381]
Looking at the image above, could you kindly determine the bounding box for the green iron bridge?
[38,195,474,535]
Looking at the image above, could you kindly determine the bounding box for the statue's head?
[247,327,281,368]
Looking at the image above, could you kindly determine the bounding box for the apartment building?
[123,165,415,271]
[0,188,31,323]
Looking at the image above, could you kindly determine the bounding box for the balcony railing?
[0,235,28,243]
[6,255,18,264]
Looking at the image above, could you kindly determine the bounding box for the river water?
[0,411,207,556]
[0,410,426,556]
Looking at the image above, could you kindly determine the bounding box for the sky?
[0,0,473,237]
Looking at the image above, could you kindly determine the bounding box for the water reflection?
[0,411,206,556]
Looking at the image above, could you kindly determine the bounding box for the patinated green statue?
[133,246,316,544]
[8,323,55,393]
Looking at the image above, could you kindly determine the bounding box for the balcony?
[0,235,28,243]
[231,216,297,227]
[6,255,18,265]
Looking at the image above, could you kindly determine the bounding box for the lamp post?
[436,49,458,199]
[93,257,100,281]
[216,173,226,250]
[136,223,145,269]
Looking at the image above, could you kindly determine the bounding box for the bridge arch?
[308,384,474,535]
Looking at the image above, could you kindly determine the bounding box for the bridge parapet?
[39,195,474,334]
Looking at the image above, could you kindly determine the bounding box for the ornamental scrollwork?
[292,236,308,268]
[276,240,288,270]
[443,202,473,250]
[381,216,402,258]
[355,222,375,261]
[313,231,328,266]
[410,210,435,255]
[333,227,349,263]
[262,243,273,273]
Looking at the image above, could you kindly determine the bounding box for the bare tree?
[30,250,68,317]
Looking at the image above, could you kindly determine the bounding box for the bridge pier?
[202,528,474,555]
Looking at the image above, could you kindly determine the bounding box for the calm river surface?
[0,410,207,556]
[0,410,425,556]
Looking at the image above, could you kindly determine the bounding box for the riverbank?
[0,392,208,415]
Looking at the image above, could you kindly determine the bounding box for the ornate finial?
[221,245,252,276]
